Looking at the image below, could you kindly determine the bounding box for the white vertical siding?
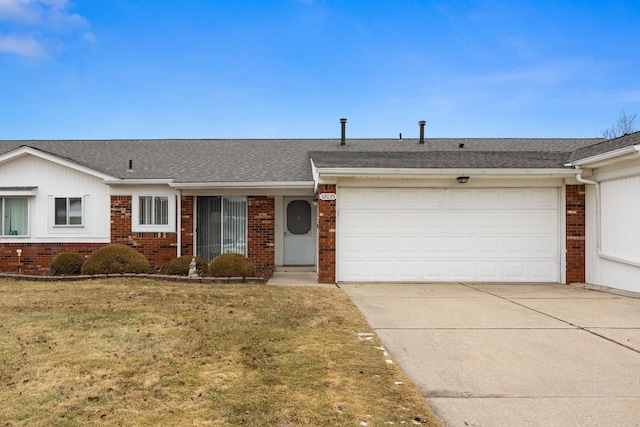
[0,155,110,242]
[586,174,640,292]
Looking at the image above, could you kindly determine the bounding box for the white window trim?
[132,194,176,233]
[52,196,85,228]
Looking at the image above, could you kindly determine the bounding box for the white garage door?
[338,187,559,282]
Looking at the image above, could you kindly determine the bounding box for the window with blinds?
[139,196,169,225]
[196,196,247,262]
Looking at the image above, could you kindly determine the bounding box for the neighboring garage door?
[338,187,559,282]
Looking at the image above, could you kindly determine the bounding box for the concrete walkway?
[341,282,640,427]
[266,270,336,288]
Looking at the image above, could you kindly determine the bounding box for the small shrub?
[209,253,256,278]
[166,255,209,276]
[81,244,149,275]
[49,252,85,275]
[255,262,275,279]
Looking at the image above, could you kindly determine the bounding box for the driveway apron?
[340,282,640,427]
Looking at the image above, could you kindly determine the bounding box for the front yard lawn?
[0,279,441,426]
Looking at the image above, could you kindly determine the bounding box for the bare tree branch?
[601,109,638,139]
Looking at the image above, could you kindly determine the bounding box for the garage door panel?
[419,189,446,208]
[475,236,502,254]
[395,211,421,232]
[341,210,370,231]
[449,189,474,207]
[503,261,528,280]
[476,261,502,280]
[339,188,368,208]
[530,211,558,232]
[395,236,421,255]
[394,189,421,207]
[530,236,557,255]
[504,236,528,255]
[529,261,557,281]
[338,187,560,282]
[395,260,423,280]
[502,189,529,208]
[370,211,394,231]
[502,212,530,232]
[528,189,558,209]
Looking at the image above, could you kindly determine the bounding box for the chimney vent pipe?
[340,118,347,145]
[419,120,426,144]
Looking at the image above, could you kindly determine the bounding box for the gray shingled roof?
[0,137,604,183]
[309,150,573,169]
[568,131,640,163]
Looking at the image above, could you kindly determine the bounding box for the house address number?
[319,193,337,201]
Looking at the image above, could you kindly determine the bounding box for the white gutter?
[168,181,314,190]
[575,167,640,268]
[315,167,578,178]
[104,179,175,185]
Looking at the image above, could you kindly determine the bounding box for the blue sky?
[1,0,639,140]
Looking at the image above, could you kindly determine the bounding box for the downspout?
[575,167,640,268]
[176,191,182,258]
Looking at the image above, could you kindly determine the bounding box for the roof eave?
[568,144,640,167]
[0,146,118,181]
[104,179,175,186]
[314,167,578,179]
[168,181,315,190]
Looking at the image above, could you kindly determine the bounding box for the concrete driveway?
[340,282,640,427]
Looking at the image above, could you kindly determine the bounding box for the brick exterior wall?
[110,195,178,269]
[180,196,194,257]
[0,243,105,273]
[247,196,275,266]
[566,184,586,283]
[317,184,337,283]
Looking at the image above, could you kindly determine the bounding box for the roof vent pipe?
[419,120,426,144]
[340,118,347,145]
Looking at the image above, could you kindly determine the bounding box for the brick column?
[566,185,586,283]
[181,196,194,257]
[247,196,275,266]
[110,195,133,242]
[317,184,337,283]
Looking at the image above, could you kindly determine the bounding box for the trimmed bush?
[166,255,209,276]
[81,244,149,275]
[49,252,85,275]
[209,253,256,278]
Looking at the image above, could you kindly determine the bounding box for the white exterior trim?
[569,144,640,168]
[169,181,314,189]
[0,146,117,181]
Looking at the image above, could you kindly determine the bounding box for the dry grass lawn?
[0,278,442,426]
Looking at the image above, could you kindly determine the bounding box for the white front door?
[283,197,316,266]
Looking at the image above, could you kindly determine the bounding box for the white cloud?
[0,0,91,57]
[0,34,46,57]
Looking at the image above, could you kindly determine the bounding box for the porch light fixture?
[456,176,470,184]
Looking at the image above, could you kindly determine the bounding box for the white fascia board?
[104,179,175,185]
[168,181,315,190]
[569,144,640,167]
[315,167,578,179]
[0,187,37,196]
[0,146,117,181]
